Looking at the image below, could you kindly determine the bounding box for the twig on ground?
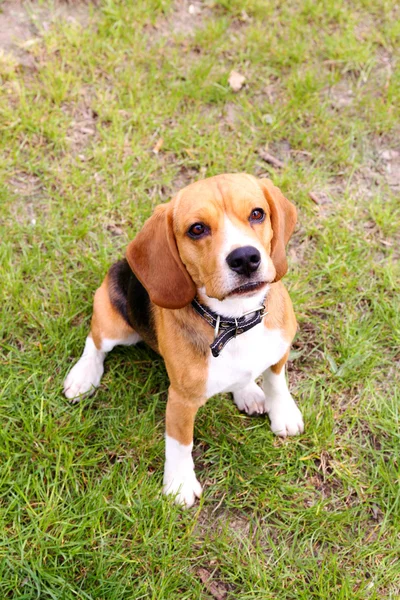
[258,149,284,169]
[309,191,322,205]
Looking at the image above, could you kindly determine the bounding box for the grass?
[0,0,399,597]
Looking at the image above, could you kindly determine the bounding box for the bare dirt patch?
[0,1,38,68]
[328,81,354,109]
[153,0,209,37]
[171,164,204,190]
[62,99,99,152]
[377,147,400,190]
[0,1,93,68]
[7,171,47,225]
[353,136,400,225]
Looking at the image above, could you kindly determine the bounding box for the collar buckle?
[214,315,221,340]
[260,303,268,319]
[241,304,265,317]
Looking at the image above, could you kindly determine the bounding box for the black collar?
[191,297,268,357]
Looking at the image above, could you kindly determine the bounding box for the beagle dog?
[64,173,304,507]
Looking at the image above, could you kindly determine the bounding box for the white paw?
[265,395,304,437]
[233,382,268,415]
[63,356,104,401]
[163,469,202,508]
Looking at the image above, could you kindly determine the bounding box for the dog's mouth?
[227,281,267,297]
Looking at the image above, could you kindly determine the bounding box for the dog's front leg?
[163,387,204,508]
[262,353,304,437]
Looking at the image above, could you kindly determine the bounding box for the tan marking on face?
[172,174,275,300]
[90,274,136,349]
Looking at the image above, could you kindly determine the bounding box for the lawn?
[0,0,399,598]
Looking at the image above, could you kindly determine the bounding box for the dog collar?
[191,297,268,358]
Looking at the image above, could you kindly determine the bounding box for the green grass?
[1,0,399,598]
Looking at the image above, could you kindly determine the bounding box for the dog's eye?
[188,223,209,239]
[249,208,265,223]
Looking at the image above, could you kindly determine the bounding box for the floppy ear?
[126,203,196,309]
[258,178,297,281]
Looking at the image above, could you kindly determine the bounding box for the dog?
[64,173,304,507]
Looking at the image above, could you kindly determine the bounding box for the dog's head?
[126,174,297,309]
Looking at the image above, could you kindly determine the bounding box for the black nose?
[226,246,261,277]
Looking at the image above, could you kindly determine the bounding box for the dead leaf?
[106,224,123,236]
[228,70,245,92]
[197,568,227,600]
[152,137,164,154]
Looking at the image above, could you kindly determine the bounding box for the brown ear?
[126,203,196,309]
[258,178,297,281]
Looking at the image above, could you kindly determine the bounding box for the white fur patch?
[63,337,105,401]
[222,215,261,254]
[101,333,141,352]
[64,333,141,401]
[199,285,268,319]
[163,436,202,508]
[206,324,289,398]
[263,368,304,437]
[203,290,303,436]
[219,216,275,291]
[233,380,268,415]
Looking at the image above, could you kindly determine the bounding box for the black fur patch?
[108,259,158,351]
[108,260,132,326]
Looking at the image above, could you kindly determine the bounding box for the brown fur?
[174,175,275,300]
[126,204,196,309]
[270,350,290,375]
[153,303,212,445]
[91,274,136,350]
[263,281,297,377]
[87,174,297,447]
[154,305,210,399]
[89,272,212,447]
[166,387,205,445]
[263,281,297,341]
[123,174,296,308]
[257,178,297,281]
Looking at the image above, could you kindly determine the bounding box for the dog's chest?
[205,325,289,398]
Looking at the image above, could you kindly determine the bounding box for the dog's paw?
[265,395,304,437]
[233,382,268,415]
[163,469,202,508]
[63,357,104,401]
